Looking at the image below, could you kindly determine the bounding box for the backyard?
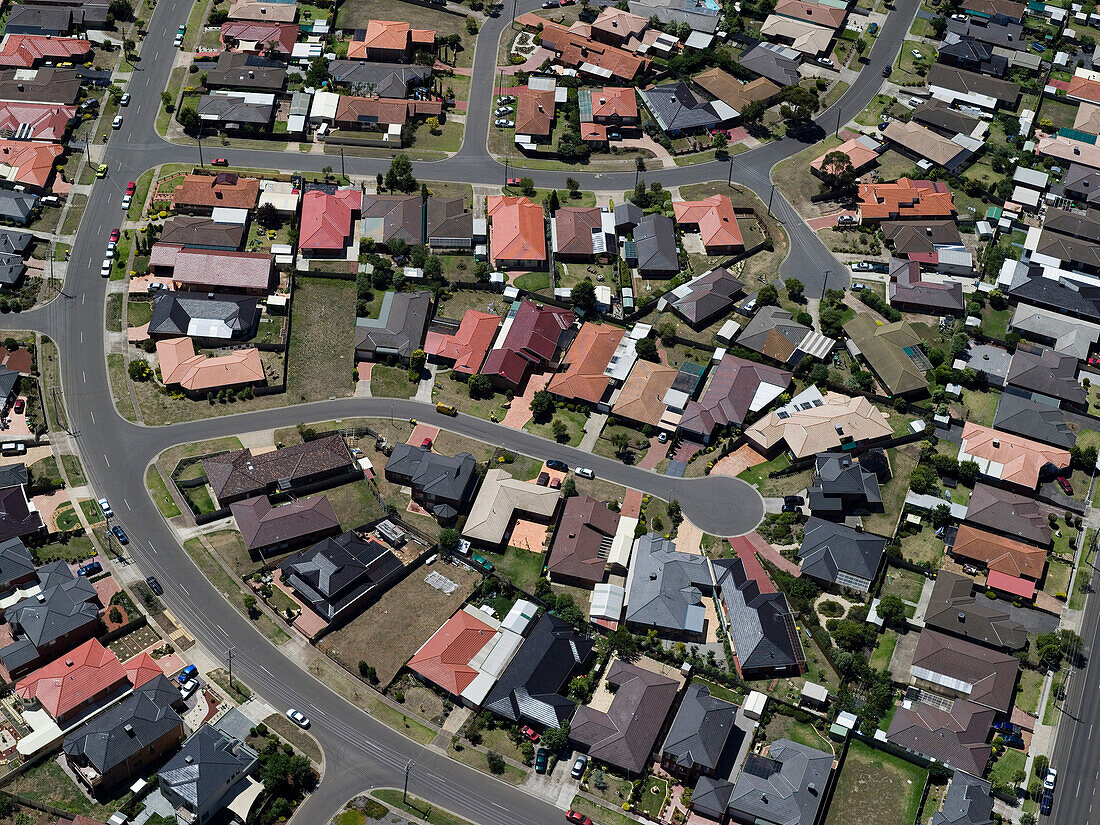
[824,740,927,825]
[286,277,356,403]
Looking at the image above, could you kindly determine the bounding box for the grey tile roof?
[632,213,678,274]
[661,682,737,771]
[354,290,432,361]
[1043,207,1100,242]
[159,724,258,812]
[0,463,27,490]
[0,536,34,590]
[797,518,887,591]
[713,557,805,675]
[806,452,882,516]
[912,100,981,137]
[328,60,431,97]
[740,43,802,86]
[624,534,711,635]
[426,197,474,247]
[727,739,833,825]
[628,0,719,32]
[614,202,641,231]
[1006,347,1086,406]
[691,776,735,819]
[0,190,37,225]
[666,267,744,326]
[148,293,259,340]
[886,700,993,776]
[931,771,995,825]
[197,94,273,126]
[230,495,340,552]
[0,253,26,287]
[5,5,73,35]
[1004,263,1100,323]
[203,435,355,503]
[965,482,1051,547]
[2,564,98,653]
[923,571,1028,650]
[360,194,423,244]
[384,443,478,516]
[0,229,32,257]
[992,393,1074,449]
[159,215,246,250]
[640,82,724,133]
[203,51,286,90]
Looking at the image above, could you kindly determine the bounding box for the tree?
[109,0,133,19]
[1020,814,1037,825]
[486,751,505,774]
[468,373,493,400]
[667,499,681,527]
[530,389,555,421]
[832,619,874,652]
[540,721,570,753]
[778,84,818,125]
[561,476,577,497]
[465,15,479,34]
[425,116,440,134]
[930,15,948,36]
[128,360,152,381]
[741,99,767,125]
[552,418,568,442]
[358,661,379,684]
[566,177,580,198]
[385,154,417,193]
[571,279,596,310]
[877,594,905,625]
[519,177,536,197]
[909,464,937,494]
[957,459,979,486]
[611,431,631,458]
[109,606,123,624]
[635,336,659,362]
[409,349,426,375]
[713,131,728,150]
[256,202,281,229]
[786,278,805,302]
[261,751,317,795]
[818,151,856,190]
[819,305,845,339]
[930,504,953,529]
[424,255,443,281]
[439,528,461,553]
[547,189,560,213]
[304,55,328,88]
[243,594,259,618]
[756,284,779,306]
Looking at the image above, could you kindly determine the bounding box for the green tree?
[243,594,259,618]
[778,84,818,125]
[818,151,856,190]
[519,177,536,196]
[530,389,555,421]
[552,418,568,442]
[571,279,596,310]
[611,431,631,458]
[304,55,329,88]
[424,255,443,281]
[713,131,728,150]
[358,661,379,684]
[909,464,937,494]
[486,751,505,773]
[958,460,979,486]
[128,360,152,381]
[566,177,580,197]
[109,0,133,18]
[468,373,493,400]
[256,202,281,229]
[877,594,905,625]
[409,349,426,375]
[465,15,479,33]
[786,278,805,302]
[561,476,577,497]
[425,116,440,134]
[741,99,767,125]
[540,721,570,753]
[385,154,417,193]
[439,528,461,553]
[756,284,779,306]
[635,336,659,361]
[260,751,317,795]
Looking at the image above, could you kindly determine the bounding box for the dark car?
[882,66,891,77]
[535,747,549,773]
[1041,789,1053,815]
[112,525,129,545]
[1001,732,1025,749]
[546,459,568,472]
[146,576,163,595]
[77,561,102,577]
[992,721,1020,734]
[537,472,550,486]
[782,495,804,513]
[13,399,24,414]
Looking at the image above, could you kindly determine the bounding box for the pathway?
[500,373,551,430]
[578,412,607,453]
[738,532,802,577]
[637,435,667,471]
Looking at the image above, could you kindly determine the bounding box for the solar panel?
[742,754,782,779]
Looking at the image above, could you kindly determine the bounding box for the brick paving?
[500,373,551,430]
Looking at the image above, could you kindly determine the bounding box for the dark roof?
[0,536,34,590]
[887,700,992,777]
[354,290,432,361]
[667,267,744,326]
[479,301,574,388]
[5,5,73,35]
[0,483,42,543]
[0,367,18,401]
[633,213,678,274]
[1033,229,1100,270]
[328,60,431,96]
[882,220,963,255]
[625,534,711,635]
[203,51,286,90]
[887,258,966,313]
[569,659,679,774]
[739,42,802,86]
[1,568,98,668]
[426,197,473,245]
[931,771,995,825]
[546,495,621,586]
[912,99,981,137]
[679,355,791,439]
[159,215,246,250]
[197,94,273,125]
[798,518,887,590]
[691,776,735,820]
[640,82,726,133]
[159,724,258,812]
[278,530,403,621]
[384,443,478,516]
[0,253,26,287]
[360,194,422,244]
[965,482,1051,546]
[0,463,28,490]
[1043,207,1100,242]
[63,675,183,776]
[1006,347,1086,406]
[203,435,355,502]
[0,190,37,224]
[927,64,1020,105]
[229,495,340,551]
[148,292,258,339]
[0,67,80,104]
[938,37,1007,75]
[992,392,1074,449]
[727,739,833,825]
[923,571,1028,650]
[1062,162,1100,206]
[614,202,642,231]
[945,17,1023,49]
[482,613,595,728]
[661,682,737,771]
[806,452,882,516]
[912,628,1019,713]
[1005,264,1100,323]
[0,229,32,258]
[713,557,805,674]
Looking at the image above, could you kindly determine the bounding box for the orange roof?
[407,609,498,696]
[673,194,744,251]
[591,6,649,41]
[548,323,625,404]
[171,173,260,210]
[0,35,90,68]
[774,0,847,28]
[424,309,500,374]
[157,338,264,392]
[810,136,880,173]
[515,88,555,137]
[123,652,164,689]
[612,359,678,426]
[1068,73,1100,104]
[952,524,1047,580]
[220,21,298,53]
[16,639,127,721]
[581,122,607,141]
[539,22,648,81]
[349,20,434,58]
[858,177,955,221]
[0,140,61,189]
[588,87,638,120]
[958,423,1071,489]
[487,196,546,264]
[300,189,361,251]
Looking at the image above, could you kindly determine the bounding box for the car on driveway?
[1056,476,1073,495]
[546,459,568,472]
[112,115,123,129]
[571,754,588,779]
[817,57,834,67]
[77,561,102,577]
[535,747,549,773]
[286,708,310,728]
[146,576,163,595]
[566,812,592,825]
[536,472,550,486]
[521,726,540,743]
[13,398,24,414]
[111,525,129,545]
[421,438,433,450]
[178,665,198,683]
[837,214,857,225]
[851,261,875,271]
[179,678,200,699]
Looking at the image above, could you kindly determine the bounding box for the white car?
[574,467,595,479]
[907,97,923,107]
[121,195,132,210]
[1044,768,1058,791]
[286,708,310,728]
[173,34,184,47]
[851,261,874,271]
[104,246,114,259]
[100,260,112,277]
[120,93,130,106]
[911,49,923,59]
[179,678,200,699]
[111,115,123,129]
[496,119,514,128]
[495,106,513,115]
[817,57,834,67]
[97,497,113,517]
[498,95,515,104]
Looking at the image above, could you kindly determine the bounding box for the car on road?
[104,245,114,259]
[546,459,568,472]
[507,177,521,185]
[178,24,186,34]
[96,164,108,178]
[111,525,129,545]
[541,0,556,6]
[120,93,130,106]
[211,158,229,166]
[837,214,857,225]
[571,754,588,779]
[97,497,113,518]
[125,181,135,196]
[566,812,592,825]
[911,49,923,59]
[882,66,891,77]
[436,402,457,416]
[178,665,198,683]
[574,467,595,479]
[1045,768,1058,791]
[1040,789,1053,815]
[112,115,123,129]
[146,576,162,595]
[109,228,120,243]
[535,747,549,773]
[286,708,310,728]
[1057,476,1073,495]
[121,195,132,210]
[100,260,112,277]
[179,678,200,699]
[13,399,24,414]
[77,561,102,577]
[174,34,184,47]
[851,261,875,271]
[560,0,576,4]
[521,726,540,743]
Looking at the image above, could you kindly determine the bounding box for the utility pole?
[767,183,776,218]
[226,647,236,693]
[727,156,734,187]
[822,269,830,295]
[835,105,842,138]
[197,125,204,168]
[403,760,413,804]
[340,145,346,180]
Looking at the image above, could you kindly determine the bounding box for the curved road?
[7,0,923,821]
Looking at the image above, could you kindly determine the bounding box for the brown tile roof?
[229,495,339,551]
[547,322,624,404]
[171,173,260,210]
[612,359,678,427]
[886,700,992,777]
[538,22,648,81]
[156,338,264,392]
[958,422,1070,489]
[334,95,441,129]
[912,628,1019,713]
[774,0,847,28]
[810,135,880,173]
[553,207,604,258]
[203,435,355,502]
[546,495,621,585]
[348,20,435,58]
[220,21,298,54]
[692,68,779,113]
[591,6,649,43]
[515,88,555,137]
[858,177,956,221]
[150,245,274,292]
[951,524,1047,579]
[585,86,639,121]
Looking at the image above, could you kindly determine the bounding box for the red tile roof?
[487,195,546,264]
[774,0,847,28]
[985,569,1035,599]
[16,639,128,721]
[547,322,624,404]
[424,309,500,374]
[348,20,435,58]
[673,194,744,251]
[538,22,648,81]
[480,301,574,387]
[858,177,956,221]
[581,122,608,142]
[0,140,61,188]
[300,189,361,251]
[407,609,497,695]
[810,135,880,173]
[1067,73,1100,104]
[0,35,91,68]
[587,87,638,121]
[0,102,75,141]
[150,244,274,292]
[157,337,265,391]
[515,88,555,137]
[171,173,260,210]
[220,21,299,54]
[123,652,164,689]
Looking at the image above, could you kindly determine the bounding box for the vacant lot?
[825,740,926,825]
[335,0,475,66]
[319,563,480,687]
[287,277,356,403]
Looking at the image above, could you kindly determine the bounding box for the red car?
[1057,476,1073,495]
[507,177,521,186]
[211,158,229,166]
[109,228,120,243]
[420,438,433,450]
[566,812,592,825]
[12,399,24,414]
[125,181,135,196]
[521,725,540,743]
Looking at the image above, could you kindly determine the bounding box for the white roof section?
[258,180,300,213]
[743,690,768,719]
[797,330,836,359]
[210,206,249,225]
[835,711,858,729]
[590,583,626,622]
[801,681,829,702]
[1014,166,1050,189]
[684,30,714,48]
[717,319,741,343]
[502,599,538,635]
[1011,185,1042,207]
[309,90,339,122]
[608,515,639,569]
[904,490,967,519]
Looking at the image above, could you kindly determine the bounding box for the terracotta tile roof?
[150,245,273,292]
[951,524,1047,579]
[673,195,744,251]
[171,173,260,210]
[1068,73,1100,104]
[156,337,264,392]
[16,639,127,721]
[538,22,648,81]
[424,310,500,374]
[487,196,546,264]
[585,86,639,120]
[349,20,435,58]
[986,569,1035,598]
[407,608,498,695]
[858,177,956,221]
[810,135,880,173]
[123,652,164,689]
[0,102,74,141]
[515,88,555,137]
[219,21,298,54]
[958,423,1070,489]
[0,140,61,188]
[591,7,649,42]
[774,0,846,28]
[612,359,678,426]
[334,95,440,128]
[0,35,90,68]
[548,322,624,404]
[299,189,361,252]
[692,69,779,113]
[581,122,607,141]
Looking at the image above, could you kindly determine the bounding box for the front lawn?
[369,364,418,399]
[1015,667,1043,715]
[988,748,1026,791]
[523,407,588,447]
[862,446,917,537]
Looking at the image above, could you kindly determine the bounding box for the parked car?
[882,66,891,77]
[535,747,549,773]
[495,106,513,115]
[125,181,135,196]
[472,553,494,572]
[507,177,522,185]
[112,115,123,129]
[1045,768,1058,791]
[851,261,875,271]
[111,525,129,545]
[120,93,130,106]
[178,665,198,683]
[992,721,1020,735]
[104,246,114,259]
[574,467,595,479]
[1040,789,1053,815]
[657,432,669,443]
[13,399,24,415]
[908,97,923,107]
[121,195,132,210]
[211,158,229,166]
[496,119,514,128]
[436,402,458,416]
[1057,476,1073,495]
[179,678,200,699]
[98,497,113,518]
[1001,732,1025,749]
[173,34,183,47]
[837,214,857,225]
[96,164,108,178]
[522,726,540,743]
[851,282,866,291]
[498,95,515,104]
[546,459,568,472]
[542,1,556,7]
[109,228,120,243]
[536,471,550,486]
[100,260,112,277]
[420,438,433,450]
[286,708,310,728]
[146,576,163,596]
[566,812,593,825]
[177,24,186,34]
[817,57,834,67]
[911,49,923,59]
[571,754,588,779]
[77,561,102,577]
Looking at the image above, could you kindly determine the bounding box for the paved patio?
[711,444,766,477]
[511,518,550,553]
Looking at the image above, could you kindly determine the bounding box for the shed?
[800,681,829,708]
[743,690,768,720]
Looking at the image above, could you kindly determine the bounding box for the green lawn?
[825,740,927,825]
[569,796,640,825]
[959,389,1001,427]
[307,479,385,532]
[862,447,917,536]
[80,498,105,525]
[869,631,898,671]
[59,454,86,487]
[31,535,96,564]
[1015,667,1043,715]
[637,777,668,819]
[513,271,550,292]
[523,407,588,447]
[989,747,1026,790]
[127,300,153,328]
[373,790,478,825]
[369,364,418,399]
[880,565,926,603]
[490,545,545,593]
[1042,556,1073,601]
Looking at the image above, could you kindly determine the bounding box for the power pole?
[403,760,413,804]
[727,156,734,187]
[767,183,776,218]
[226,646,236,693]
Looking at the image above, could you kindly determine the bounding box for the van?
[436,402,457,416]
[0,442,25,456]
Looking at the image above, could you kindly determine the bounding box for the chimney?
[185,755,194,764]
[992,439,999,448]
[926,226,932,235]
[65,659,74,667]
[124,724,135,736]
[958,611,966,621]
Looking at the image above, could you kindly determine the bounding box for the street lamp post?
[403,760,413,804]
[767,183,776,218]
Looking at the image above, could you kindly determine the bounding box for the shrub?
[486,751,505,773]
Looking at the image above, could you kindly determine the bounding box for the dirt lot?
[318,561,481,687]
[286,277,356,403]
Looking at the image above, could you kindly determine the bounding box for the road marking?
[81,370,85,383]
[89,411,95,424]
[79,331,82,343]
[149,544,157,554]
[179,583,189,595]
[124,498,130,510]
[103,454,110,467]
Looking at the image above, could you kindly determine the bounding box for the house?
[0,141,61,190]
[912,99,981,138]
[887,701,993,777]
[229,495,340,556]
[148,293,258,343]
[171,173,260,214]
[4,5,73,36]
[149,245,274,294]
[629,0,719,32]
[798,518,887,593]
[882,120,979,173]
[0,190,37,225]
[858,178,956,222]
[479,301,574,392]
[546,495,622,588]
[625,534,712,639]
[515,87,556,145]
[360,194,421,245]
[931,771,995,825]
[630,213,679,277]
[612,359,680,428]
[673,195,744,255]
[578,87,639,132]
[662,267,745,329]
[950,523,1048,578]
[299,189,361,257]
[937,37,1007,76]
[538,23,648,83]
[774,0,846,27]
[911,628,1019,713]
[548,323,624,406]
[219,21,298,56]
[424,311,499,376]
[738,306,836,366]
[740,42,802,86]
[227,0,298,21]
[384,444,478,521]
[887,258,965,314]
[0,66,80,104]
[639,82,734,135]
[349,20,435,62]
[156,338,264,396]
[590,6,649,47]
[1001,262,1100,324]
[354,290,432,365]
[424,198,475,251]
[279,530,404,625]
[811,134,882,177]
[660,682,738,782]
[1062,163,1100,206]
[928,64,1020,110]
[957,423,1070,490]
[807,453,882,518]
[203,52,287,92]
[327,60,431,97]
[964,483,1051,547]
[726,740,833,825]
[844,315,929,397]
[159,725,259,825]
[0,102,73,141]
[678,355,791,443]
[1031,229,1100,274]
[63,675,185,791]
[760,15,835,55]
[196,92,274,130]
[923,571,1028,650]
[692,70,778,120]
[462,468,560,546]
[1006,347,1087,409]
[407,606,518,705]
[0,34,90,68]
[569,659,680,775]
[992,393,1074,450]
[961,0,1024,22]
[552,207,614,262]
[332,95,442,136]
[16,639,128,726]
[158,216,245,251]
[0,536,36,596]
[486,196,546,270]
[203,435,355,506]
[745,387,893,459]
[483,613,595,729]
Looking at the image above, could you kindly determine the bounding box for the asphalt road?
[0,0,924,820]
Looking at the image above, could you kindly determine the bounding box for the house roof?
[327,60,431,95]
[806,452,882,515]
[16,639,127,721]
[579,87,639,121]
[727,739,833,825]
[883,221,963,255]
[958,422,1070,489]
[5,5,73,34]
[171,173,260,211]
[612,359,678,426]
[665,267,744,327]
[0,34,89,68]
[538,22,648,81]
[333,95,440,128]
[569,659,679,774]
[424,310,499,374]
[844,314,929,395]
[463,468,561,545]
[760,15,834,54]
[931,771,995,825]
[661,682,737,771]
[912,628,1019,713]
[624,534,711,635]
[924,571,1028,650]
[692,68,779,113]
[159,725,258,812]
[0,189,37,224]
[0,66,80,104]
[951,522,1047,577]
[591,6,649,40]
[148,293,258,339]
[408,608,500,696]
[1006,347,1086,406]
[124,652,165,689]
[546,495,621,586]
[300,189,361,252]
[385,443,477,514]
[479,301,574,387]
[0,101,73,140]
[354,290,432,360]
[1042,206,1100,242]
[992,392,1074,449]
[483,613,595,728]
[774,0,846,26]
[229,495,339,551]
[745,390,892,459]
[640,82,728,132]
[858,178,956,221]
[1033,228,1100,270]
[886,700,993,777]
[679,355,791,439]
[798,518,887,587]
[740,42,802,85]
[515,88,555,137]
[0,140,60,188]
[204,51,287,90]
[351,20,434,57]
[150,245,273,292]
[961,0,1024,18]
[632,213,678,273]
[227,0,298,22]
[673,195,744,251]
[714,555,805,673]
[810,134,881,173]
[219,21,298,54]
[1068,72,1100,104]
[882,119,972,169]
[928,64,1020,104]
[426,196,473,245]
[738,306,835,365]
[158,215,246,250]
[692,776,736,820]
[156,338,264,392]
[547,322,624,404]
[203,435,354,502]
[487,196,546,263]
[4,570,97,651]
[553,207,604,258]
[0,482,43,544]
[0,536,34,591]
[965,483,1052,547]
[196,93,273,126]
[912,98,981,137]
[361,194,422,244]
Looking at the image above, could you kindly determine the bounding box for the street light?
[403,760,413,804]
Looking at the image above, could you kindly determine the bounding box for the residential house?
[881,119,980,173]
[677,354,791,443]
[156,338,264,396]
[424,310,499,375]
[1006,346,1087,410]
[487,196,546,271]
[515,87,556,146]
[327,61,431,97]
[806,452,883,518]
[299,189,361,257]
[353,290,432,365]
[660,682,738,782]
[745,387,893,459]
[0,67,81,104]
[552,207,614,262]
[950,523,1048,579]
[912,99,982,138]
[0,536,36,597]
[0,190,38,225]
[227,0,298,21]
[661,267,745,329]
[740,42,802,86]
[0,141,62,190]
[569,659,680,775]
[203,52,287,92]
[927,64,1020,110]
[483,613,595,729]
[158,216,246,251]
[278,530,404,625]
[992,393,1074,449]
[64,675,185,791]
[693,68,780,117]
[774,0,846,27]
[1001,261,1100,324]
[0,34,90,68]
[348,20,435,62]
[407,605,517,706]
[810,134,882,177]
[887,700,993,777]
[219,21,298,56]
[629,0,719,32]
[923,571,1028,650]
[590,6,649,47]
[4,6,73,36]
[673,195,744,255]
[630,213,679,277]
[611,359,679,428]
[887,258,965,314]
[196,92,274,131]
[149,245,274,294]
[930,772,995,825]
[16,639,128,726]
[1010,304,1100,361]
[760,15,834,55]
[229,495,340,557]
[957,423,1070,490]
[360,194,421,245]
[547,323,624,407]
[725,740,833,825]
[911,628,1019,713]
[426,197,475,250]
[203,435,355,506]
[858,178,956,222]
[797,518,887,593]
[639,82,734,135]
[578,87,640,138]
[1062,162,1100,206]
[0,102,74,141]
[844,314,930,397]
[159,725,259,825]
[737,306,836,366]
[538,23,649,83]
[384,444,478,521]
[170,173,260,214]
[964,483,1052,548]
[479,301,574,392]
[546,495,622,588]
[331,95,442,138]
[937,36,1008,76]
[625,534,712,639]
[462,468,560,546]
[961,0,1024,22]
[148,293,258,343]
